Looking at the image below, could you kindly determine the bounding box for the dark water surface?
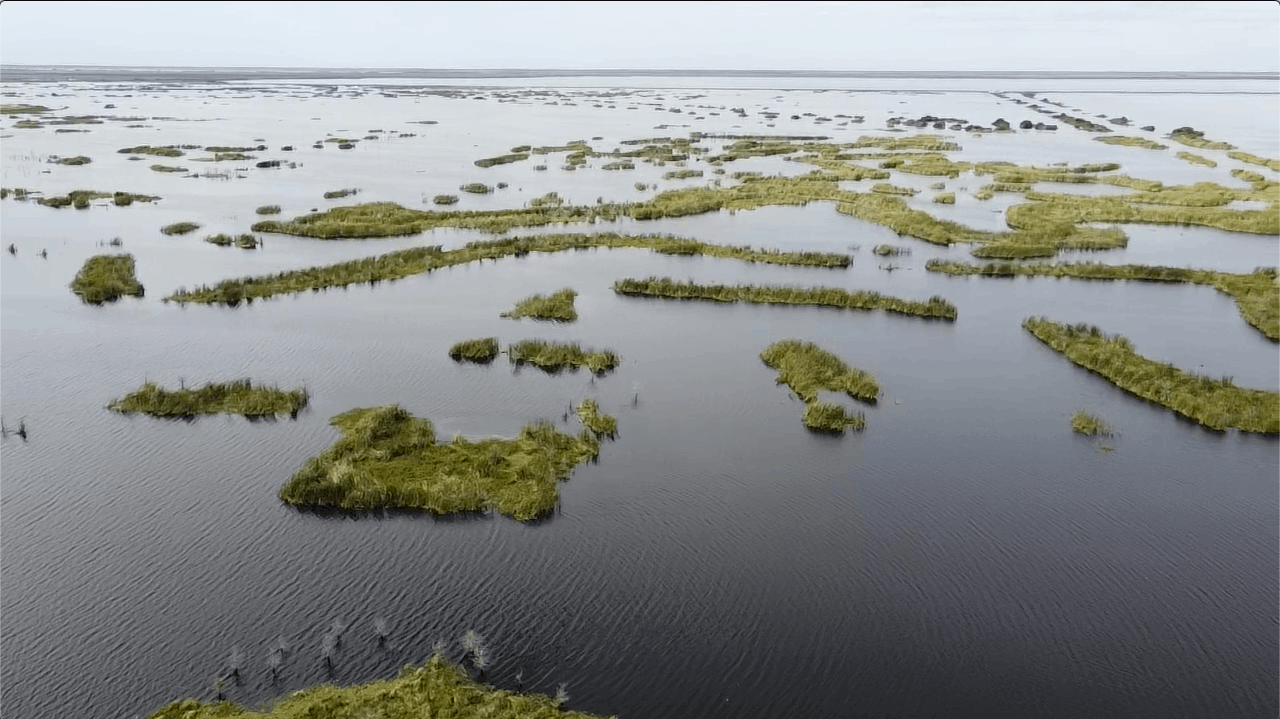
[2,73,1277,719]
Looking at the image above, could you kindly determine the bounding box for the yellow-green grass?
[70,254,144,303]
[278,404,610,519]
[205,233,259,249]
[663,169,703,180]
[613,277,958,320]
[872,244,908,257]
[461,183,493,194]
[577,397,617,438]
[1170,127,1235,151]
[1,104,50,114]
[508,340,620,375]
[161,222,200,236]
[1176,151,1217,168]
[1071,409,1113,436]
[933,192,955,204]
[1023,317,1278,433]
[163,233,850,305]
[324,189,358,199]
[146,655,610,719]
[871,183,918,196]
[37,190,159,209]
[802,401,866,433]
[53,155,92,165]
[449,337,500,363]
[1093,136,1168,150]
[927,260,1278,341]
[110,380,308,419]
[150,164,189,173]
[191,152,254,162]
[118,145,184,157]
[474,153,529,168]
[760,339,880,404]
[433,194,459,205]
[1228,151,1280,172]
[255,204,282,215]
[1007,190,1277,237]
[502,288,578,322]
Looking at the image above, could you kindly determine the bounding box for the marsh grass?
[37,190,159,209]
[161,222,201,236]
[110,380,309,419]
[1176,151,1217,168]
[662,169,703,180]
[502,288,579,322]
[871,183,918,196]
[872,244,908,257]
[474,153,529,168]
[576,397,618,438]
[1,104,50,114]
[927,260,1279,340]
[508,340,620,375]
[1071,409,1113,436]
[761,339,880,404]
[448,337,500,363]
[256,205,282,215]
[150,164,189,173]
[461,183,494,194]
[324,189,358,199]
[118,145,184,157]
[278,404,612,520]
[1170,127,1235,151]
[613,277,958,320]
[1023,317,1278,433]
[145,654,610,719]
[933,192,955,204]
[802,401,866,433]
[1228,151,1280,172]
[1093,136,1167,150]
[53,155,92,165]
[433,194,459,205]
[70,254,144,303]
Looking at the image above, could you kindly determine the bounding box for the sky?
[1,0,1277,72]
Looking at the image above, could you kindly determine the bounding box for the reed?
[1093,136,1168,150]
[461,183,493,194]
[927,260,1279,340]
[614,277,958,320]
[1023,317,1278,433]
[70,254,144,303]
[663,169,703,180]
[872,244,908,257]
[150,164,188,173]
[37,190,159,209]
[1176,151,1217,168]
[802,401,866,433]
[502,288,579,322]
[109,380,308,418]
[161,222,200,236]
[323,189,358,199]
[278,404,612,520]
[933,192,955,204]
[508,340,620,375]
[433,194,459,205]
[871,183,918,196]
[1071,409,1112,436]
[761,339,880,404]
[1,104,50,114]
[449,337,501,363]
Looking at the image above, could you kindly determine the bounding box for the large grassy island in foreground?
[146,654,612,719]
[70,254,145,303]
[760,340,880,432]
[279,404,616,520]
[1024,317,1279,433]
[109,380,309,419]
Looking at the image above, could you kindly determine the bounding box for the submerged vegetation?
[1023,317,1278,434]
[613,277,958,320]
[109,380,309,419]
[1071,409,1113,436]
[502,288,579,322]
[70,254,144,303]
[508,340,620,375]
[760,339,879,434]
[449,337,501,363]
[278,404,613,520]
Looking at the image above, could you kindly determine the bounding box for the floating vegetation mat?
[613,277,958,320]
[1072,409,1113,436]
[110,380,308,419]
[1023,317,1278,434]
[927,260,1279,341]
[508,340,620,375]
[164,232,849,306]
[502,288,578,322]
[449,337,500,363]
[278,404,612,520]
[761,339,877,433]
[70,254,144,303]
[145,654,609,719]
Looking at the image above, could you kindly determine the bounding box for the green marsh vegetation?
[1023,317,1279,433]
[461,183,494,194]
[663,169,703,180]
[278,403,613,520]
[52,155,92,165]
[760,340,876,433]
[508,340,621,375]
[109,380,309,419]
[502,288,579,322]
[1,104,50,114]
[1228,151,1280,172]
[933,192,955,204]
[1093,136,1168,150]
[1071,409,1113,436]
[448,337,500,363]
[872,244,909,256]
[433,194,459,205]
[146,654,609,719]
[36,190,159,209]
[871,183,918,196]
[1169,127,1235,151]
[802,401,866,433]
[323,189,359,199]
[205,233,260,249]
[1176,151,1217,168]
[927,260,1278,340]
[70,254,144,303]
[576,397,618,438]
[474,152,529,167]
[255,204,282,215]
[613,277,958,320]
[192,152,254,162]
[161,222,201,236]
[150,164,189,173]
[118,145,184,157]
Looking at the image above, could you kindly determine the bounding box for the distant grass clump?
[145,654,610,719]
[1023,317,1278,434]
[1071,409,1112,436]
[461,183,493,194]
[150,164,188,173]
[474,152,529,168]
[613,276,957,320]
[1,104,50,114]
[508,340,620,375]
[1228,151,1280,172]
[1169,127,1235,151]
[663,169,703,180]
[324,189,358,199]
[872,244,908,257]
[255,204,281,215]
[433,194,459,205]
[1176,151,1217,168]
[70,254,144,303]
[1093,136,1168,150]
[502,288,578,322]
[576,397,617,438]
[277,404,610,520]
[118,145,184,157]
[53,155,92,165]
[933,192,955,204]
[205,233,259,249]
[109,380,309,419]
[449,337,500,363]
[161,222,200,236]
[36,190,159,209]
[871,183,918,196]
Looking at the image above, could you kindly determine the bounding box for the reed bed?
[1176,151,1217,168]
[161,222,200,236]
[1228,151,1280,172]
[255,204,281,215]
[323,189,358,199]
[613,276,957,320]
[474,152,529,168]
[662,169,704,180]
[933,192,955,204]
[760,339,880,404]
[164,233,849,305]
[1093,136,1168,150]
[871,183,918,196]
[1023,317,1278,433]
[927,260,1279,340]
[576,397,618,438]
[461,183,493,194]
[433,194,459,205]
[508,340,620,375]
[278,404,611,520]
[109,380,309,419]
[1169,127,1235,151]
[502,288,579,322]
[146,654,609,719]
[802,401,866,433]
[70,254,144,303]
[448,337,500,363]
[1071,409,1113,436]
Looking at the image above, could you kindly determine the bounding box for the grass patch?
[1023,317,1278,433]
[205,233,259,249]
[872,244,908,257]
[1176,151,1217,168]
[760,339,875,433]
[109,380,308,419]
[324,189,358,199]
[191,152,254,162]
[118,145,184,157]
[508,340,620,375]
[927,260,1279,340]
[70,254,144,303]
[448,337,500,363]
[277,404,610,520]
[150,164,188,173]
[871,183,918,196]
[433,194,459,205]
[36,190,159,209]
[933,192,955,204]
[663,169,703,180]
[461,183,494,194]
[1228,151,1280,172]
[1170,127,1235,151]
[161,222,201,236]
[474,152,529,168]
[1071,409,1112,436]
[1093,136,1168,150]
[576,397,618,438]
[255,204,282,215]
[802,401,866,433]
[613,276,957,320]
[502,288,578,322]
[1,104,50,114]
[52,155,92,165]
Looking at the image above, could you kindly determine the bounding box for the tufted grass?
[161,222,201,236]
[118,145,184,157]
[1071,409,1113,436]
[1093,136,1167,150]
[1176,151,1217,168]
[576,397,617,438]
[1228,151,1280,172]
[110,380,308,419]
[802,401,866,433]
[449,337,500,363]
[255,205,282,215]
[502,288,579,322]
[508,340,620,375]
[70,254,144,303]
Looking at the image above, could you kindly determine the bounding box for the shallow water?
[1,72,1277,719]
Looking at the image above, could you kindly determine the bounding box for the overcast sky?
[1,1,1276,72]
